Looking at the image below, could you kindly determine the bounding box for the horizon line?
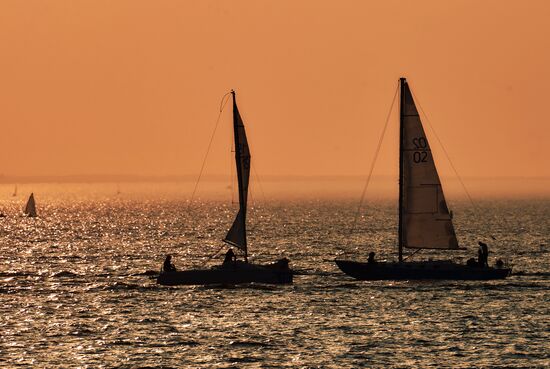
[1,173,549,184]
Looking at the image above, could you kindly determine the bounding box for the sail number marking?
[412,137,428,163]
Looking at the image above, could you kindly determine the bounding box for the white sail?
[223,91,251,253]
[24,193,37,217]
[401,81,458,249]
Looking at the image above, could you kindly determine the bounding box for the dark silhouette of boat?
[23,193,37,218]
[158,91,292,286]
[335,78,511,281]
[335,259,510,280]
[157,259,292,286]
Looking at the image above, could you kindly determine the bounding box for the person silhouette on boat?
[223,248,237,264]
[163,255,177,272]
[367,252,376,264]
[478,241,489,267]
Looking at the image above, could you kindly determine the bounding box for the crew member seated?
[223,248,237,264]
[367,251,376,264]
[163,254,177,272]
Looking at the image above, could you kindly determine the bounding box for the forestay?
[401,81,458,249]
[223,91,251,253]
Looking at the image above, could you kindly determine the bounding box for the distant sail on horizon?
[13,185,17,197]
[24,193,37,217]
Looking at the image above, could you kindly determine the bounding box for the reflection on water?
[0,185,548,367]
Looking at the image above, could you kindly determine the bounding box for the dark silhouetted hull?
[335,260,510,281]
[157,261,293,286]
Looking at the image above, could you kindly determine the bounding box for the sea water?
[0,185,548,368]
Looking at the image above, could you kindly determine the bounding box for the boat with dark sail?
[23,193,37,218]
[157,91,292,286]
[335,78,511,280]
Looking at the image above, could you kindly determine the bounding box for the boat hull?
[335,259,511,281]
[157,261,293,286]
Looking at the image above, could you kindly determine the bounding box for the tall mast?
[232,90,248,262]
[398,78,406,262]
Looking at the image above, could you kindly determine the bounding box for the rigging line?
[202,243,227,266]
[246,163,268,234]
[411,89,499,243]
[251,163,268,206]
[247,187,258,234]
[187,91,232,211]
[403,248,421,261]
[347,82,399,241]
[410,89,476,205]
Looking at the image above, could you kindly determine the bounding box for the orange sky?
[0,1,549,185]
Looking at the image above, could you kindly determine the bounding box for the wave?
[132,270,159,277]
[172,340,199,347]
[511,271,550,277]
[103,282,159,292]
[0,271,36,278]
[293,268,341,276]
[52,271,80,278]
[198,283,279,291]
[229,340,273,348]
[117,366,178,369]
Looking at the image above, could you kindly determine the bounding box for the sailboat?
[23,193,37,217]
[12,185,17,197]
[335,78,511,280]
[157,90,293,285]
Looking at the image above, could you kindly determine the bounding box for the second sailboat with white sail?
[335,78,511,280]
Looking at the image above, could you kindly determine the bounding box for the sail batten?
[400,79,458,250]
[223,91,251,255]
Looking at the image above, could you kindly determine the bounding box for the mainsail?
[223,91,251,257]
[400,79,458,250]
[24,193,37,217]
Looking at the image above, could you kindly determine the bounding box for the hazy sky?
[1,1,549,181]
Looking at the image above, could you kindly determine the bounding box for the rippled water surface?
[1,185,548,368]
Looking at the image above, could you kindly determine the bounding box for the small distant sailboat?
[335,78,511,280]
[23,193,37,217]
[12,185,17,197]
[157,90,292,285]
